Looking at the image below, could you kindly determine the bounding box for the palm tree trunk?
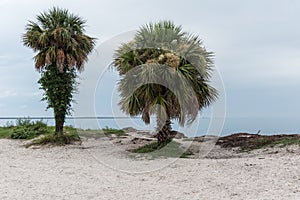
[54,114,64,136]
[156,116,172,146]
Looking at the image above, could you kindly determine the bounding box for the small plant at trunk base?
[132,140,193,159]
[26,132,81,148]
[22,7,96,140]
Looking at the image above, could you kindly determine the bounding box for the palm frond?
[22,7,96,72]
[114,20,218,126]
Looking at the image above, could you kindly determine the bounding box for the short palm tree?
[114,21,218,146]
[23,7,95,135]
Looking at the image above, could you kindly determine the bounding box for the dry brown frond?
[35,55,45,70]
[165,52,180,68]
[66,54,76,67]
[45,53,51,65]
[146,58,157,64]
[76,59,84,72]
[56,49,65,73]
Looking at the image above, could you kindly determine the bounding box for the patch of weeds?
[272,137,300,148]
[133,142,160,153]
[132,140,193,159]
[180,151,194,158]
[240,137,300,151]
[77,129,106,139]
[0,127,13,139]
[26,132,81,147]
[64,125,78,132]
[240,138,275,151]
[102,126,127,137]
[217,133,300,152]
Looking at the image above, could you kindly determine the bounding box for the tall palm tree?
[23,7,95,135]
[114,21,218,146]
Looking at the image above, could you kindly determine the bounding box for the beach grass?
[217,133,300,151]
[26,131,81,147]
[270,137,300,148]
[240,137,300,151]
[25,125,81,147]
[0,118,129,147]
[76,127,128,139]
[102,126,128,137]
[0,127,13,138]
[132,140,193,158]
[2,119,300,152]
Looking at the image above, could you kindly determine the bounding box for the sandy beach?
[0,136,300,200]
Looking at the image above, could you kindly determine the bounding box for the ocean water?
[74,117,300,136]
[1,117,299,137]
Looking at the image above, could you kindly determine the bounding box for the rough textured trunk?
[156,118,172,146]
[54,114,64,136]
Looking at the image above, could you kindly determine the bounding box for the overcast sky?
[0,0,300,125]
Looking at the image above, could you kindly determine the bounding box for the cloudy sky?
[0,0,300,130]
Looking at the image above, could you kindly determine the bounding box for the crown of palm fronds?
[23,7,96,72]
[114,20,218,126]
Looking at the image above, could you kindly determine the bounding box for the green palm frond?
[114,20,218,126]
[22,7,96,72]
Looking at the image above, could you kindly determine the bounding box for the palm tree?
[23,7,95,135]
[113,21,218,146]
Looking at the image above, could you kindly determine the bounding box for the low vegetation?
[102,126,127,137]
[10,119,50,139]
[76,127,128,139]
[0,119,130,147]
[132,140,193,158]
[26,132,81,148]
[0,119,50,139]
[25,125,80,147]
[0,119,80,146]
[2,120,300,153]
[216,133,300,151]
[0,127,13,139]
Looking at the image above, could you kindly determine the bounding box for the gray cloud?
[0,0,300,121]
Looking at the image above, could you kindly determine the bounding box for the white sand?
[0,138,299,200]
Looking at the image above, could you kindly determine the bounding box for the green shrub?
[11,119,49,139]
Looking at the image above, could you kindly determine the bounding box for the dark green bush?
[11,119,49,139]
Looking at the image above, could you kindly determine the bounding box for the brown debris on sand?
[113,130,300,157]
[216,133,300,151]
